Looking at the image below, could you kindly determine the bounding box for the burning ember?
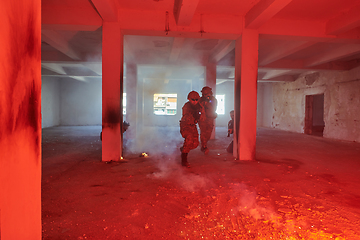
[140,152,149,158]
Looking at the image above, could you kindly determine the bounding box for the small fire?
[140,152,149,158]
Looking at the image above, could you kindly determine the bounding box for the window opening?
[154,93,177,115]
[216,94,225,115]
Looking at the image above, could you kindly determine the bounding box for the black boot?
[201,146,209,155]
[181,152,190,168]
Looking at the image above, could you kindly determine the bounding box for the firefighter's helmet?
[187,91,200,100]
[201,86,212,95]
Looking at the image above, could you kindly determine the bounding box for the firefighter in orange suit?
[199,86,217,155]
[179,91,201,168]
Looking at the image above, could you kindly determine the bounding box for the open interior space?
[2,0,360,239]
[41,126,360,239]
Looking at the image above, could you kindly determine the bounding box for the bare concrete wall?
[257,83,264,127]
[60,78,102,126]
[272,66,360,143]
[257,82,273,128]
[41,77,235,128]
[41,77,60,128]
[216,81,234,127]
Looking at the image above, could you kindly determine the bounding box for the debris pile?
[178,183,359,239]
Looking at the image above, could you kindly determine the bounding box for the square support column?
[234,29,259,160]
[0,0,42,239]
[206,62,217,139]
[102,22,124,161]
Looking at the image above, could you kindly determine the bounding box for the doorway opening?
[305,94,325,136]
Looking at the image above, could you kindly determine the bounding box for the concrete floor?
[41,126,360,239]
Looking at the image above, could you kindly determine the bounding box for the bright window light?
[123,93,126,115]
[216,94,225,115]
[154,93,177,115]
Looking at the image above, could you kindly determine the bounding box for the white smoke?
[127,127,183,155]
[231,183,278,221]
[138,125,212,192]
[124,36,215,192]
[148,154,212,192]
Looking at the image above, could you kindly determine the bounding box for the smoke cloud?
[231,183,278,221]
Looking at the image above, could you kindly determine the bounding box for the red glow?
[102,22,123,162]
[0,0,42,239]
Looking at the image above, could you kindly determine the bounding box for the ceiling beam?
[258,75,296,82]
[245,0,293,29]
[90,0,118,22]
[326,4,360,35]
[82,63,102,76]
[305,44,360,67]
[259,41,315,65]
[261,59,357,71]
[173,0,200,26]
[42,30,81,60]
[169,38,185,63]
[41,63,67,75]
[118,9,242,39]
[216,79,234,85]
[41,50,84,62]
[261,69,293,79]
[41,5,102,31]
[209,40,235,63]
[69,76,87,82]
[259,18,332,39]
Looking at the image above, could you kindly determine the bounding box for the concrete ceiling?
[41,0,360,84]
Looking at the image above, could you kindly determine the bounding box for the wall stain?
[2,6,41,160]
[15,80,40,133]
[103,106,121,129]
[14,79,41,158]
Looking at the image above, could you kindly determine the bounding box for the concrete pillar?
[102,22,124,161]
[125,63,137,140]
[206,62,217,139]
[137,77,144,136]
[234,29,259,160]
[0,0,42,239]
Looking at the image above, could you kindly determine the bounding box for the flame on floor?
[140,152,149,158]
